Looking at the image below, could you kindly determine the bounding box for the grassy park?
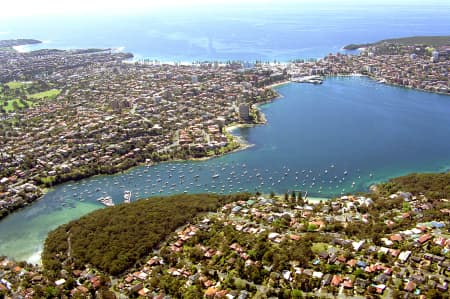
[0,81,60,112]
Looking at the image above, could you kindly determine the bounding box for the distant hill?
[42,193,250,275]
[0,39,41,48]
[343,35,450,50]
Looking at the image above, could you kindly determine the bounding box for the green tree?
[426,289,447,299]
[183,286,203,299]
[377,252,388,263]
[44,286,60,298]
[291,289,304,299]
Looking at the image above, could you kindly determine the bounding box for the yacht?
[97,196,114,207]
[124,191,132,203]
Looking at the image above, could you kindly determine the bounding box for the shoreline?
[12,45,29,53]
[0,119,264,220]
[1,73,447,221]
[0,78,285,221]
[327,72,449,96]
[368,76,450,96]
[0,73,438,221]
[1,44,448,221]
[263,193,331,204]
[6,41,448,96]
[2,74,449,263]
[264,80,291,89]
[323,73,449,96]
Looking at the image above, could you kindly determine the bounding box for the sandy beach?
[12,45,28,52]
[307,196,331,204]
[259,194,330,204]
[225,123,259,133]
[265,80,291,89]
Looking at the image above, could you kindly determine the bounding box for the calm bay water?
[1,0,450,263]
[0,76,450,263]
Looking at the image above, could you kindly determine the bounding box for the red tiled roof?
[290,234,301,241]
[90,276,101,288]
[418,234,432,244]
[389,249,400,257]
[331,275,342,286]
[404,281,416,292]
[390,234,403,242]
[346,259,357,267]
[342,279,353,289]
[205,287,218,297]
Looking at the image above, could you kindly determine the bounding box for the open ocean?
[1,1,449,61]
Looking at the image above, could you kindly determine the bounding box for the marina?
[36,160,375,209]
[0,76,450,263]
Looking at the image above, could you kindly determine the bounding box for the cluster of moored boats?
[97,196,114,207]
[96,190,132,207]
[58,161,374,208]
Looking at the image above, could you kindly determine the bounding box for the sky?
[1,0,265,17]
[1,0,448,17]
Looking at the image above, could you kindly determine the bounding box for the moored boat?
[97,196,114,207]
[124,190,132,203]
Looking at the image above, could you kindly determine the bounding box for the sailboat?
[124,191,132,203]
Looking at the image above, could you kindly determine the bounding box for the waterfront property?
[3,174,448,298]
[1,76,450,263]
[1,37,449,221]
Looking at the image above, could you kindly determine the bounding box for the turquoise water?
[1,76,450,263]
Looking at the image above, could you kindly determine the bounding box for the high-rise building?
[239,104,250,121]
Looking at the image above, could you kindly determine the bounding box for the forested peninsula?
[43,193,250,276]
[343,35,450,50]
[1,172,449,298]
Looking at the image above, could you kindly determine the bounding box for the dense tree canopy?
[43,193,249,275]
[378,172,450,199]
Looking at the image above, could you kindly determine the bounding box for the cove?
[1,76,449,263]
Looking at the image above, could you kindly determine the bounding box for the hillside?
[2,172,449,298]
[42,193,250,275]
[377,172,450,199]
[343,35,450,50]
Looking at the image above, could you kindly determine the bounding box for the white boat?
[124,191,132,203]
[97,196,114,207]
[212,174,220,179]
